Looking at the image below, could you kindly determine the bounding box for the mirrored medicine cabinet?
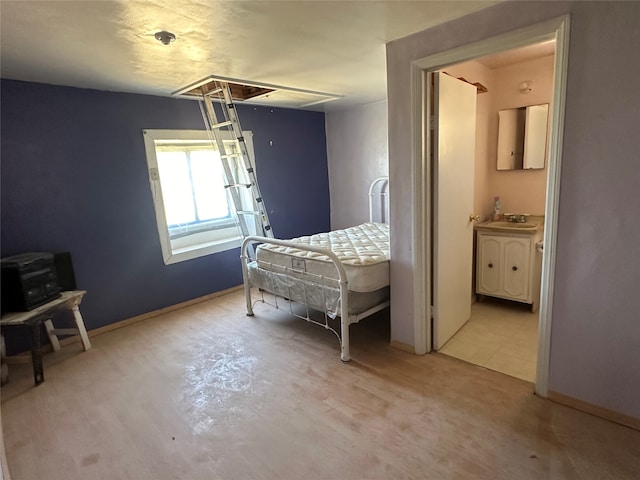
[497,103,549,170]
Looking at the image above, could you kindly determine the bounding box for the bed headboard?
[369,176,389,224]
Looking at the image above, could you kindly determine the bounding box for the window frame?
[142,129,255,265]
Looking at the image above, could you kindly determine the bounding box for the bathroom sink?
[484,221,538,229]
[489,221,536,228]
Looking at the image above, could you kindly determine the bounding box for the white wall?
[387,0,640,420]
[325,100,388,229]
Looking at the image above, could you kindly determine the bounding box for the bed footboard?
[241,236,354,361]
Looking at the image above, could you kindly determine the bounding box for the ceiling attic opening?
[173,76,343,109]
[176,78,274,102]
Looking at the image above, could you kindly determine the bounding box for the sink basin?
[484,221,537,229]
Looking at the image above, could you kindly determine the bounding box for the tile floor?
[440,297,539,382]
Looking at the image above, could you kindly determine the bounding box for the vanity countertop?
[475,215,544,234]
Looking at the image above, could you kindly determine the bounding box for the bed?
[240,177,389,361]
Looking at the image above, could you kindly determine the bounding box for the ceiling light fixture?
[154,31,176,45]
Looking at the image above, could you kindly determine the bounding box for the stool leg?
[27,321,44,385]
[71,306,91,351]
[44,319,61,352]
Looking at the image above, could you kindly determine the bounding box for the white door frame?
[409,15,570,396]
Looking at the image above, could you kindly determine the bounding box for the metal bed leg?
[339,279,350,362]
[245,284,254,317]
[240,249,254,316]
[340,315,351,362]
[243,270,254,316]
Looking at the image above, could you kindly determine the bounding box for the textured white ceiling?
[0,0,500,110]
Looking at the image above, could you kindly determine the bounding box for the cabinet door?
[477,235,501,294]
[502,237,531,300]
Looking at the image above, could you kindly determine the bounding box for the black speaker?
[54,252,77,291]
[1,252,60,312]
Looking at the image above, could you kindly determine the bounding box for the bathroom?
[438,41,555,382]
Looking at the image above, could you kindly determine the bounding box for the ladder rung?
[224,183,251,189]
[237,210,260,216]
[208,88,223,95]
[212,120,233,129]
[221,153,242,159]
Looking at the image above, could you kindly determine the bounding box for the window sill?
[164,235,242,265]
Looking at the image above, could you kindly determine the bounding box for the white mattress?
[255,222,389,293]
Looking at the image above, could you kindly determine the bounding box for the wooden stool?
[0,290,90,385]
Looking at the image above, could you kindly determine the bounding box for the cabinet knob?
[488,263,493,268]
[512,266,518,271]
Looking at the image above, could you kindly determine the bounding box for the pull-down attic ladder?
[196,80,274,239]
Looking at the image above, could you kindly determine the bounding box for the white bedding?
[255,222,389,293]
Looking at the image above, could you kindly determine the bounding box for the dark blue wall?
[1,80,330,337]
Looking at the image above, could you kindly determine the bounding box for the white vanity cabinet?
[476,230,543,311]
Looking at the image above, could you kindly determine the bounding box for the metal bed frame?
[240,176,389,361]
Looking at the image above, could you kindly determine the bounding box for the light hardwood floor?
[2,290,639,479]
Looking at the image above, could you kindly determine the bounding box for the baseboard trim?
[548,390,640,432]
[56,285,244,348]
[390,340,415,354]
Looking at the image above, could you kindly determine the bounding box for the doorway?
[436,43,555,383]
[411,16,570,396]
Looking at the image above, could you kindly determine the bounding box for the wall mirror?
[497,103,549,170]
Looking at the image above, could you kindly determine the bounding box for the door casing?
[409,15,570,396]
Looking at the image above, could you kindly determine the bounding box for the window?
[143,129,256,264]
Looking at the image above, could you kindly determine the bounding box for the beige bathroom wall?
[488,55,554,216]
[442,55,553,220]
[442,61,495,221]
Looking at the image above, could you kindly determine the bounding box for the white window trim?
[142,129,255,265]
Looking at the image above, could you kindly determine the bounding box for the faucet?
[505,214,527,223]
